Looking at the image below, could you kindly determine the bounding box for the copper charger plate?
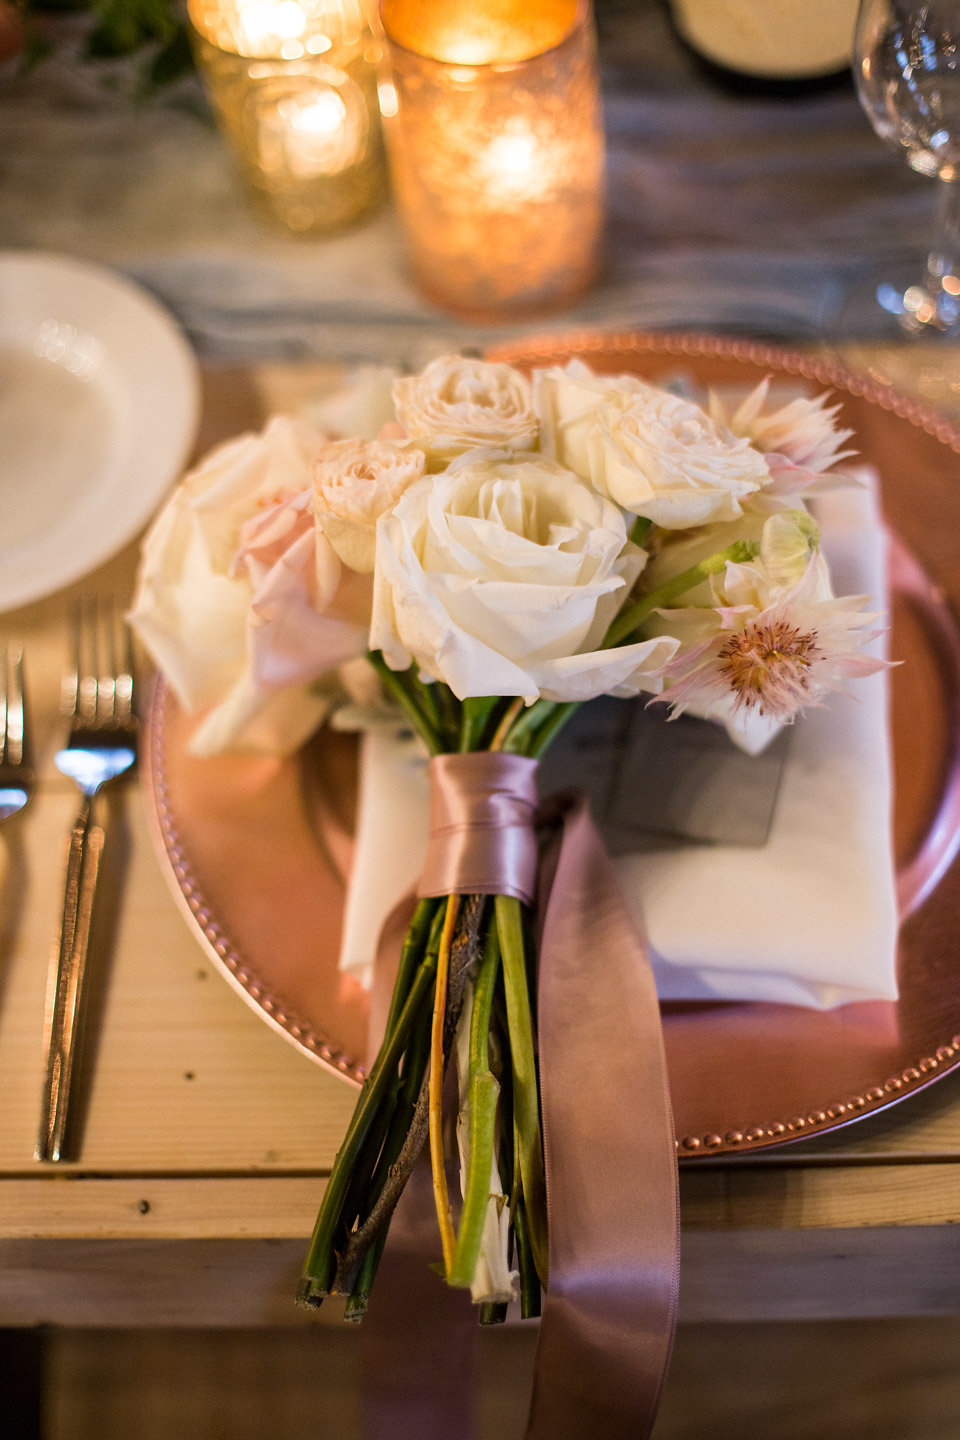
[142,332,960,1159]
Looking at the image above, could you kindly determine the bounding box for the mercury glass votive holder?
[188,0,388,234]
[378,0,605,319]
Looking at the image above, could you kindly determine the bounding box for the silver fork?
[37,598,137,1164]
[0,644,35,822]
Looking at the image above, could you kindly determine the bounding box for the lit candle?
[379,0,605,318]
[188,0,387,233]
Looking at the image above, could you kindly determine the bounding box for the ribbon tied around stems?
[418,751,541,905]
[374,750,680,1440]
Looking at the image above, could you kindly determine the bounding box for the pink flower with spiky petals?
[709,377,856,475]
[653,559,888,725]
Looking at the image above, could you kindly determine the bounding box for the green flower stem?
[501,698,553,754]
[629,515,654,547]
[513,1197,542,1319]
[367,651,443,756]
[449,1071,499,1288]
[343,984,436,1318]
[344,1230,388,1323]
[428,896,461,1275]
[495,894,548,1284]
[410,674,441,733]
[604,539,761,648]
[298,948,439,1302]
[449,928,502,1289]
[435,681,462,747]
[385,898,441,1041]
[528,702,577,759]
[459,696,501,752]
[489,698,525,752]
[479,1301,509,1325]
[337,901,442,1253]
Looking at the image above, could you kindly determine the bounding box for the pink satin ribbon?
[366,752,680,1440]
[418,751,540,905]
[530,795,680,1440]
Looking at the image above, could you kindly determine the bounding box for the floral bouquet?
[131,351,886,1339]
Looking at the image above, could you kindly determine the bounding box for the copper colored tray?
[142,332,960,1158]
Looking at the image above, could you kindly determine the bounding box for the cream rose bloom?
[392,356,538,467]
[130,417,369,755]
[535,358,770,528]
[370,450,678,703]
[534,358,654,477]
[314,437,426,573]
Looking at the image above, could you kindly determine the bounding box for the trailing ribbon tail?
[531,795,680,1440]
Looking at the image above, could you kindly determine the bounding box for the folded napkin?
[338,478,898,1010]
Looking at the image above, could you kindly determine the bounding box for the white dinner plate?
[0,251,200,611]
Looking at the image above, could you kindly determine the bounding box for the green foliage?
[16,0,194,87]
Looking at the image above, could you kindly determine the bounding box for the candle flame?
[239,0,306,49]
[480,122,555,203]
[287,87,347,138]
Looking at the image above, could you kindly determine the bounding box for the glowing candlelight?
[188,0,386,233]
[379,0,605,318]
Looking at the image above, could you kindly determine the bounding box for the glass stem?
[931,177,960,283]
[919,177,960,330]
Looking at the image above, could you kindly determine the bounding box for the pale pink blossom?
[131,416,369,755]
[709,377,855,474]
[654,558,886,726]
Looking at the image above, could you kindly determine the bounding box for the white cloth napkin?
[338,478,898,1010]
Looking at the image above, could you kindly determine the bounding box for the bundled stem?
[307,521,756,1310]
[429,895,461,1274]
[605,538,760,647]
[298,943,441,1304]
[496,894,548,1283]
[449,927,502,1289]
[300,893,485,1307]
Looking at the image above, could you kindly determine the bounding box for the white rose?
[590,389,771,528]
[535,358,770,529]
[534,357,654,477]
[370,450,678,704]
[313,437,426,573]
[392,356,537,466]
[130,416,369,755]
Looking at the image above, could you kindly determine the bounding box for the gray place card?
[537,696,791,852]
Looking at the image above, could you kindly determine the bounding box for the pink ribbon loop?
[417,751,540,905]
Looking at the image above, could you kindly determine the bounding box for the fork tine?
[63,596,136,731]
[7,645,25,768]
[113,599,135,725]
[0,647,7,767]
[61,601,80,719]
[94,595,115,725]
[1,644,26,769]
[74,594,100,724]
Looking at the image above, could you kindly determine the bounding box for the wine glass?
[848,0,960,337]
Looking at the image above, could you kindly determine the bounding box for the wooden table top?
[3,354,960,1328]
